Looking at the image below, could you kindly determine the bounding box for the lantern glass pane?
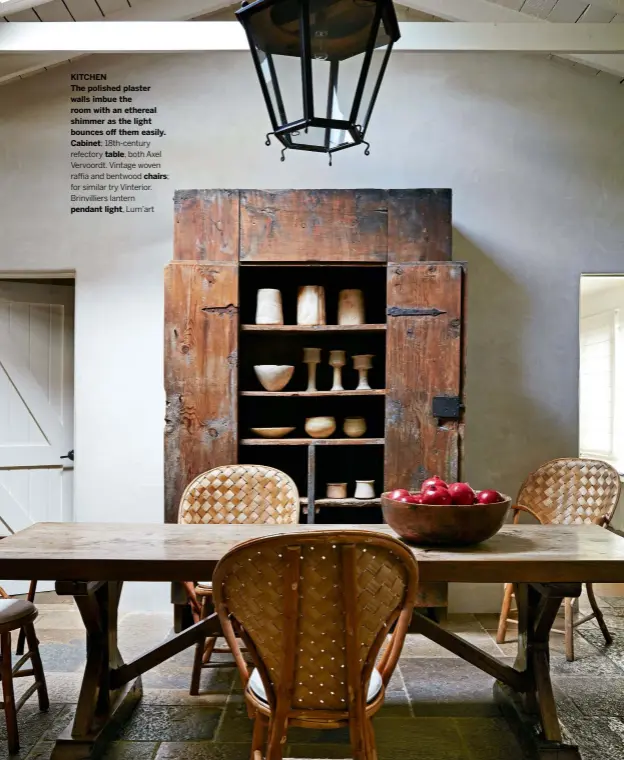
[350,17,393,128]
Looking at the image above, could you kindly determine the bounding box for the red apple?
[477,489,502,505]
[388,488,410,501]
[421,486,453,505]
[421,476,448,492]
[448,482,476,505]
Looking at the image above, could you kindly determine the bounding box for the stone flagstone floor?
[3,592,624,759]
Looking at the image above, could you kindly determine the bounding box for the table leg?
[494,582,583,760]
[51,581,141,760]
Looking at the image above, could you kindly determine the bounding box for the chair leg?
[250,714,267,760]
[190,596,211,696]
[564,597,575,662]
[365,717,378,760]
[1,632,19,755]
[265,717,284,760]
[24,623,49,712]
[202,637,217,665]
[497,583,514,644]
[16,580,37,656]
[586,583,613,646]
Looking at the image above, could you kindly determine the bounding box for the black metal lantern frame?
[236,0,400,162]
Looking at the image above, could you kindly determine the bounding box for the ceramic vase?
[303,347,321,392]
[354,480,375,499]
[297,286,326,325]
[326,483,347,499]
[256,288,283,325]
[305,416,336,438]
[338,289,365,325]
[253,365,294,391]
[343,417,366,438]
[352,354,374,391]
[329,349,346,391]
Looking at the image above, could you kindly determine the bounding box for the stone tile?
[118,705,222,742]
[374,717,467,760]
[36,610,84,630]
[37,640,86,674]
[102,741,159,760]
[376,690,411,718]
[13,673,83,705]
[400,658,504,717]
[213,700,255,744]
[24,741,54,759]
[286,726,350,746]
[141,689,230,707]
[554,676,624,716]
[601,596,624,609]
[561,715,624,760]
[549,639,624,677]
[39,705,75,741]
[0,704,67,757]
[580,627,624,671]
[454,717,524,760]
[156,743,250,760]
[23,628,84,648]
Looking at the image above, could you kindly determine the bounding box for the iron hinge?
[432,396,464,420]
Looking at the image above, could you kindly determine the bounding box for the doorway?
[579,274,624,538]
[0,275,75,594]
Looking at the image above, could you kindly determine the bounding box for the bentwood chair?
[178,464,300,695]
[497,457,622,661]
[212,530,419,760]
[0,587,48,755]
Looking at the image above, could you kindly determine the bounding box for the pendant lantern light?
[236,0,400,164]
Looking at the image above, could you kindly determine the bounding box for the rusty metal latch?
[432,396,463,420]
[387,307,447,317]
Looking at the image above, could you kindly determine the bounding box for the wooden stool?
[0,594,49,754]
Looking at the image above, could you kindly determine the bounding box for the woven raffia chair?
[178,464,300,695]
[496,457,622,661]
[212,529,419,760]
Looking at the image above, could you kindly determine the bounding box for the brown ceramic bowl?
[380,492,511,547]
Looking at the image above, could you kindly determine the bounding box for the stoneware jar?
[343,417,366,438]
[297,286,326,325]
[326,483,347,499]
[354,480,376,499]
[304,416,336,439]
[256,288,283,325]
[338,289,365,325]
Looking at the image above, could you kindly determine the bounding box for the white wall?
[1,51,623,612]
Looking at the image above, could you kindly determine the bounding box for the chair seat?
[196,581,212,596]
[248,666,383,706]
[0,599,37,629]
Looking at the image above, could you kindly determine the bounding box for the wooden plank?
[239,190,388,263]
[387,189,452,263]
[164,262,238,523]
[385,263,463,491]
[241,390,386,397]
[240,438,384,446]
[241,324,386,332]
[2,523,624,584]
[173,189,240,262]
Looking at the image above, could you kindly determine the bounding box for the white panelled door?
[0,281,74,594]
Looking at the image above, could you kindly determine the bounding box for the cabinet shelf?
[240,438,385,446]
[301,497,381,508]
[241,390,386,397]
[241,324,386,333]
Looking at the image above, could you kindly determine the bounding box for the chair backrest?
[178,465,300,525]
[212,530,419,715]
[516,457,622,526]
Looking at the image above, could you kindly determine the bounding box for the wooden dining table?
[1,521,624,760]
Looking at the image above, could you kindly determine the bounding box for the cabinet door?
[385,263,464,490]
[164,262,238,523]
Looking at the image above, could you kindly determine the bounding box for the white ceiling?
[0,0,623,85]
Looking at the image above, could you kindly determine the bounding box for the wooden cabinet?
[165,189,465,527]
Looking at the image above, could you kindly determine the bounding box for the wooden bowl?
[380,493,511,547]
[250,427,295,439]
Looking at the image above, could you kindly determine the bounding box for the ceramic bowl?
[381,493,511,547]
[253,365,294,392]
[305,416,336,439]
[343,417,366,438]
[250,427,295,439]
